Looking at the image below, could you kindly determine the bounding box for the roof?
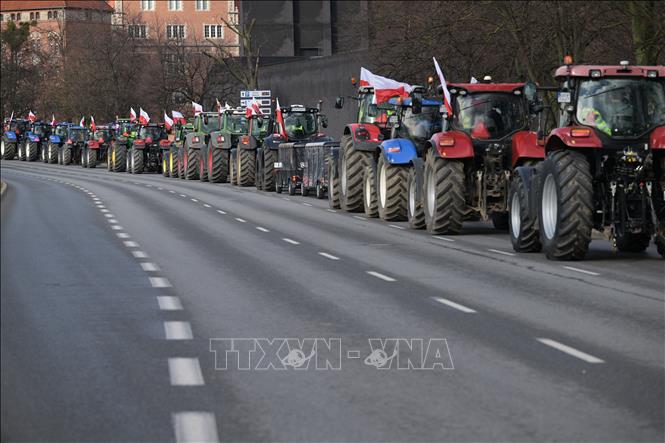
[450,83,525,92]
[0,1,113,12]
[387,97,442,106]
[554,64,665,79]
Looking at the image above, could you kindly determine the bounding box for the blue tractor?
[54,124,88,165]
[46,123,71,164]
[1,118,29,160]
[21,121,52,162]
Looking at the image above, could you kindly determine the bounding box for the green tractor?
[178,112,221,180]
[165,122,194,178]
[108,119,138,172]
[200,107,248,183]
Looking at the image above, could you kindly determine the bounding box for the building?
[108,0,239,53]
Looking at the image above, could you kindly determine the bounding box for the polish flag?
[172,110,186,125]
[224,102,232,110]
[216,98,223,115]
[79,116,85,127]
[359,67,412,104]
[433,57,453,115]
[130,107,137,122]
[51,114,56,127]
[139,107,150,125]
[164,111,174,130]
[245,97,262,118]
[274,98,287,139]
[28,110,36,122]
[90,115,96,132]
[470,76,478,84]
[192,101,203,116]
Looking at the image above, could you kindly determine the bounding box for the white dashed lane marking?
[140,262,160,272]
[168,358,205,386]
[537,338,605,363]
[157,296,183,311]
[203,204,211,208]
[353,216,367,221]
[132,251,149,258]
[111,225,123,230]
[123,240,139,248]
[433,236,455,242]
[191,198,198,202]
[235,218,247,223]
[318,252,340,260]
[563,266,600,276]
[256,227,269,232]
[149,277,172,288]
[216,210,226,215]
[302,202,312,206]
[282,238,300,245]
[389,224,405,230]
[172,412,220,443]
[366,271,396,282]
[164,321,193,340]
[432,297,477,313]
[116,233,130,239]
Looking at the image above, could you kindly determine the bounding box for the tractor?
[57,125,89,165]
[230,110,270,186]
[256,104,331,192]
[45,123,71,164]
[1,118,29,160]
[108,119,137,172]
[22,121,51,162]
[81,125,113,168]
[180,112,221,181]
[511,61,665,259]
[422,80,544,234]
[127,123,169,174]
[165,122,193,178]
[203,107,248,183]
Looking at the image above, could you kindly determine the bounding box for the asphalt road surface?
[2,160,664,442]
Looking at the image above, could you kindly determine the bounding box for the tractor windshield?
[139,126,166,140]
[398,106,442,141]
[226,115,248,134]
[55,126,68,137]
[453,93,526,140]
[200,114,221,132]
[68,129,87,142]
[359,92,389,125]
[576,78,665,137]
[284,112,317,139]
[94,130,110,140]
[120,122,135,135]
[32,125,48,136]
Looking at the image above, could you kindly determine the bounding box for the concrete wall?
[258,50,374,139]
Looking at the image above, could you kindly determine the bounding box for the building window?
[36,11,40,20]
[16,12,21,21]
[228,2,239,26]
[30,12,34,20]
[0,14,3,22]
[168,0,183,11]
[48,11,52,19]
[166,24,186,39]
[140,0,155,11]
[203,24,224,39]
[53,10,58,19]
[128,24,147,39]
[195,0,209,11]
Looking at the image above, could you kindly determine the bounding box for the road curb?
[0,180,6,198]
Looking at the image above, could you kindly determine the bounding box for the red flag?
[79,116,85,127]
[139,107,150,125]
[130,107,137,122]
[275,98,287,139]
[28,110,36,122]
[433,57,453,115]
[172,110,186,125]
[164,111,174,130]
[245,97,262,118]
[216,98,223,115]
[192,101,203,116]
[90,116,96,132]
[51,114,56,127]
[360,67,412,104]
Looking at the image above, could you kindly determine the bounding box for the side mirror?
[320,115,328,128]
[335,96,344,109]
[257,118,263,128]
[523,81,537,104]
[411,95,422,115]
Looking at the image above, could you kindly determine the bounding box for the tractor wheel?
[62,147,72,165]
[339,134,370,212]
[178,150,186,179]
[113,144,127,172]
[81,149,89,168]
[262,149,277,191]
[424,156,465,235]
[162,156,170,177]
[255,156,263,190]
[491,212,509,231]
[209,148,226,183]
[230,153,237,185]
[377,155,408,221]
[301,183,309,197]
[288,180,296,196]
[615,233,650,253]
[316,182,325,199]
[328,159,340,209]
[169,152,178,178]
[199,153,208,182]
[539,150,593,260]
[27,141,39,161]
[18,143,25,161]
[185,147,198,180]
[131,148,143,174]
[362,165,378,218]
[48,144,58,164]
[238,149,256,186]
[87,149,97,168]
[40,145,48,163]
[407,166,425,230]
[509,174,541,252]
[2,141,17,160]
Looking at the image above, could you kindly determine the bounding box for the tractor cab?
[54,123,71,138]
[94,126,112,143]
[195,112,222,134]
[67,126,89,145]
[138,124,168,144]
[279,105,324,141]
[28,121,51,141]
[221,108,249,135]
[8,119,29,137]
[384,91,442,152]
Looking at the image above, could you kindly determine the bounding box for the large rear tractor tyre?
[407,166,426,230]
[131,148,143,174]
[328,159,340,209]
[62,147,72,165]
[362,165,378,218]
[262,149,277,191]
[112,144,126,172]
[340,134,370,212]
[209,148,226,183]
[2,141,17,160]
[539,150,593,260]
[169,152,178,178]
[40,145,47,163]
[509,174,541,252]
[230,153,237,185]
[238,149,256,186]
[377,155,408,221]
[86,149,96,168]
[185,147,199,180]
[615,233,650,253]
[81,149,89,168]
[48,144,58,164]
[27,141,39,161]
[18,143,26,161]
[424,156,465,234]
[162,156,170,177]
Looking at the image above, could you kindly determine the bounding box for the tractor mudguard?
[380,138,417,165]
[5,131,17,141]
[132,140,146,150]
[185,133,205,150]
[263,134,284,150]
[87,140,100,150]
[28,134,40,143]
[209,132,225,149]
[511,131,544,167]
[514,164,540,222]
[546,127,603,150]
[345,123,382,152]
[411,157,425,203]
[430,131,474,159]
[650,126,665,149]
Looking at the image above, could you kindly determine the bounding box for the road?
[1,160,664,442]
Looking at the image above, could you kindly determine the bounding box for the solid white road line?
[123,240,139,248]
[203,204,211,208]
[172,412,219,443]
[256,227,270,232]
[389,224,405,230]
[116,233,130,239]
[433,236,455,242]
[216,210,226,215]
[318,252,340,260]
[168,358,205,386]
[132,250,149,258]
[366,271,396,282]
[157,296,183,311]
[149,277,172,288]
[563,266,600,276]
[164,321,193,340]
[537,338,604,363]
[488,248,515,256]
[140,262,160,272]
[111,225,123,230]
[283,238,300,245]
[432,297,477,313]
[235,218,246,223]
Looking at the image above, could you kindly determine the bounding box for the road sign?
[240,90,271,98]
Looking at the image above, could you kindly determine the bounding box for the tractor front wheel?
[87,149,97,168]
[1,141,17,160]
[48,144,58,164]
[407,166,425,230]
[424,156,465,235]
[362,165,378,218]
[209,148,226,183]
[377,155,407,221]
[509,174,541,252]
[131,148,143,174]
[62,147,72,165]
[238,149,256,186]
[262,149,277,191]
[328,159,340,209]
[339,134,369,212]
[27,141,39,161]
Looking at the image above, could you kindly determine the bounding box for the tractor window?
[284,113,317,139]
[95,130,110,140]
[398,106,442,141]
[227,115,248,133]
[453,93,526,140]
[139,126,166,140]
[32,125,48,136]
[55,126,68,137]
[576,78,665,137]
[358,92,386,125]
[201,114,221,132]
[68,129,87,141]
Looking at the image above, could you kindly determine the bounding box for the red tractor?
[511,61,665,259]
[422,80,544,234]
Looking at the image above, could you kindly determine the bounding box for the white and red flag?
[51,114,56,127]
[139,107,150,125]
[245,97,262,118]
[192,101,203,116]
[28,110,36,122]
[90,115,96,132]
[433,57,453,115]
[164,111,174,130]
[130,107,137,122]
[359,67,412,104]
[216,98,223,115]
[172,110,186,125]
[274,98,287,139]
[79,116,85,127]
